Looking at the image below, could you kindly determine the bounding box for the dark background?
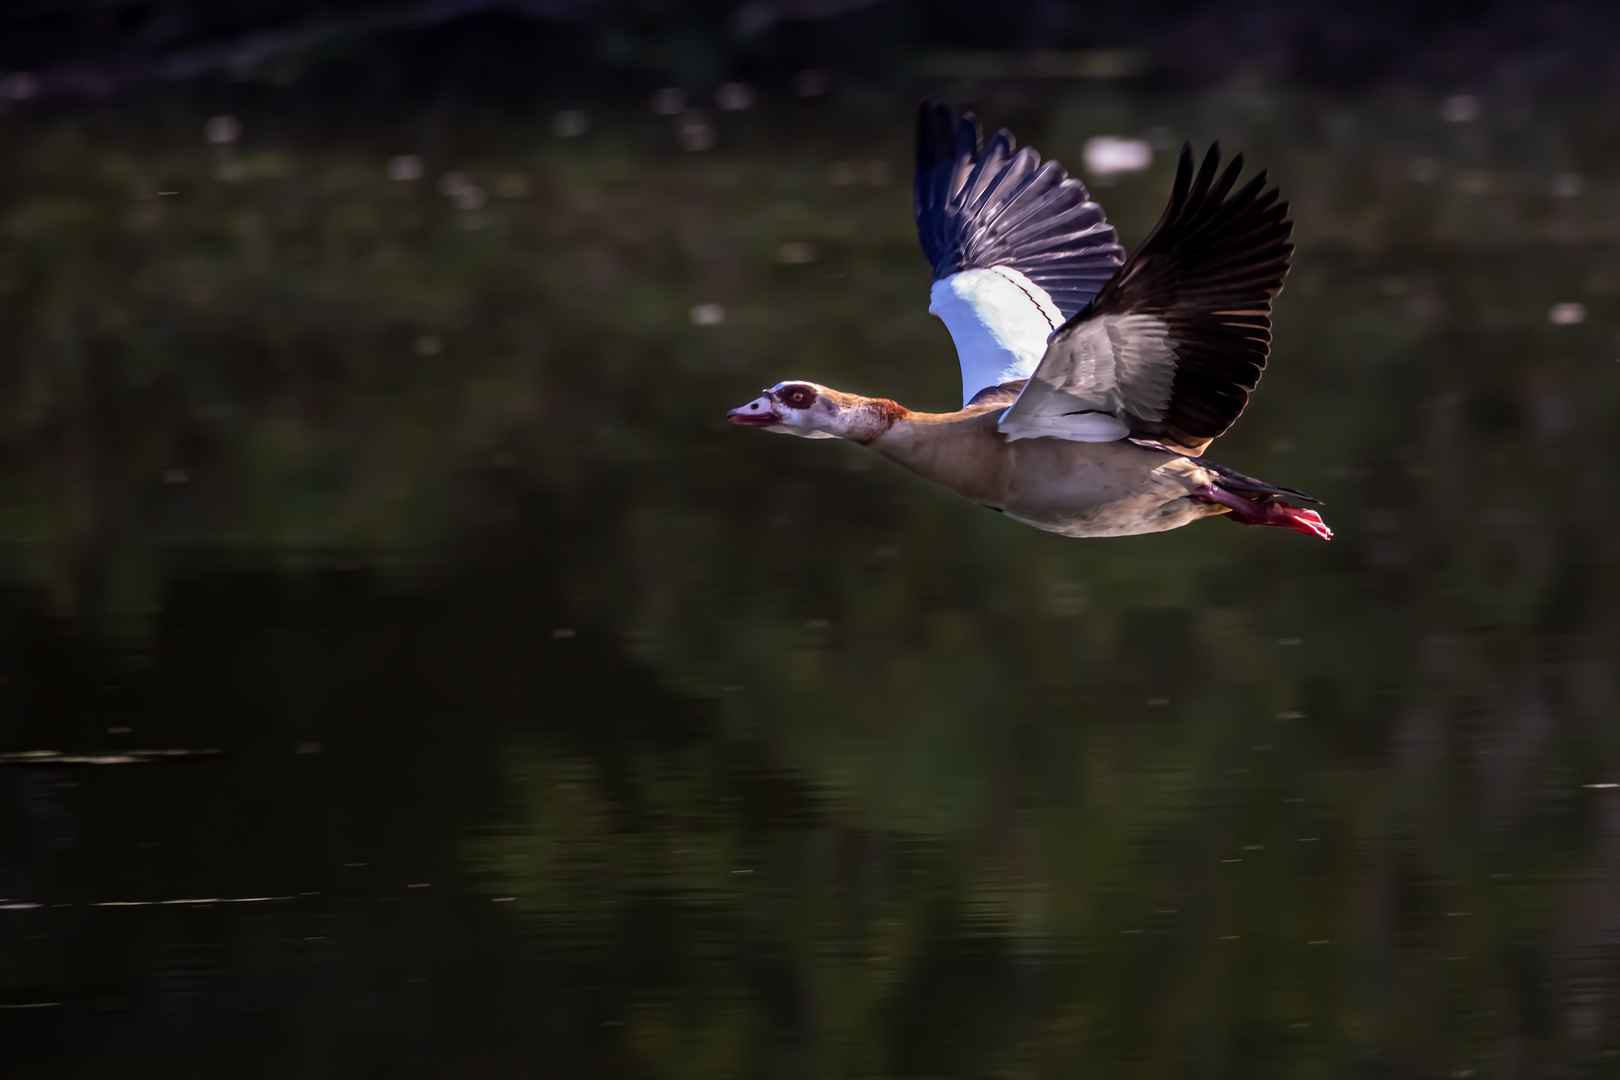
[7,0,1620,100]
[2,1,1619,1077]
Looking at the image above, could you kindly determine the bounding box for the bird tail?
[1191,456,1323,505]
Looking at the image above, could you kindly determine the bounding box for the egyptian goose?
[727,101,1330,541]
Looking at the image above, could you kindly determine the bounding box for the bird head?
[727,381,888,441]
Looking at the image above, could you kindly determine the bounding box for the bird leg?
[1192,485,1333,540]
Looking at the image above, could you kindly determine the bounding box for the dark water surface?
[2,83,1620,1076]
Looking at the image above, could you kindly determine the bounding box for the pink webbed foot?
[1192,485,1333,540]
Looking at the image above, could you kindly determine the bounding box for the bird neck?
[829,393,911,444]
[862,403,1009,500]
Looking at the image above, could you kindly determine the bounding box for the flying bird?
[727,101,1330,541]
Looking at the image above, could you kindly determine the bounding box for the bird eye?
[778,385,817,410]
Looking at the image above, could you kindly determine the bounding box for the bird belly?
[992,439,1217,538]
[868,418,1221,538]
[1001,493,1210,537]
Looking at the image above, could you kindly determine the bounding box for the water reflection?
[0,82,1618,1075]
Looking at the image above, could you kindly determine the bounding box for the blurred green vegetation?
[3,78,1620,1074]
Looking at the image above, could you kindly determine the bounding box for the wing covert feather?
[999,143,1293,452]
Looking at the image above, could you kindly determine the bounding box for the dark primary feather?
[914,99,1125,321]
[1072,142,1294,452]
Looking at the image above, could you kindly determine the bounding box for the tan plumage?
[863,396,1222,537]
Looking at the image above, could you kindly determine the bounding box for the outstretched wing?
[915,100,1124,406]
[998,143,1293,454]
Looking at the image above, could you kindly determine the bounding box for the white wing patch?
[998,313,1177,443]
[929,267,1063,406]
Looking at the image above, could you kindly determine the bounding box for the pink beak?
[727,394,780,427]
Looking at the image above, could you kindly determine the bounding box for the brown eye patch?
[776,385,817,410]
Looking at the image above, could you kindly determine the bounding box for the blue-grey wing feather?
[915,100,1124,321]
